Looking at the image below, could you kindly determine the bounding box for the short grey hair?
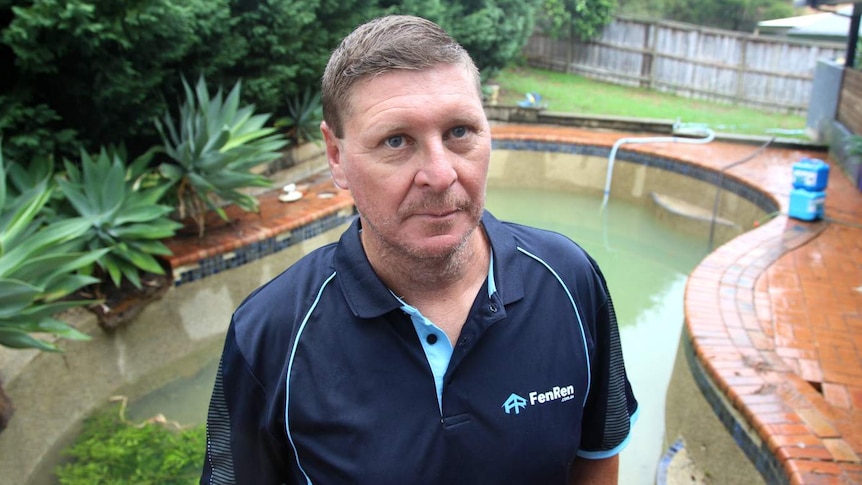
[321,15,481,138]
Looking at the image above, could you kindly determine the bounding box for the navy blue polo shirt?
[202,211,638,485]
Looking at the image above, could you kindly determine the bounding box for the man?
[201,15,637,485]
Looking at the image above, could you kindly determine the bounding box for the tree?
[1,0,245,160]
[1,0,543,167]
[379,0,542,84]
[445,0,542,81]
[227,0,382,115]
[537,0,618,41]
[616,0,668,17]
[665,0,794,32]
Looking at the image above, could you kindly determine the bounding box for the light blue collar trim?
[394,299,452,413]
[390,250,496,412]
[576,405,640,459]
[487,250,496,297]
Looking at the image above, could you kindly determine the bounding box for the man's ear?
[321,121,348,190]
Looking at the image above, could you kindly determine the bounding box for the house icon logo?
[502,393,528,415]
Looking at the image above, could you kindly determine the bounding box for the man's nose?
[414,140,457,191]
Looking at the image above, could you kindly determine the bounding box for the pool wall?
[491,141,775,247]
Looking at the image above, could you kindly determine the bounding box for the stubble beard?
[360,193,485,285]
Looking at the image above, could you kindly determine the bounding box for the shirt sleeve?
[576,264,639,459]
[200,323,295,484]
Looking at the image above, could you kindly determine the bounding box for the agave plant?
[155,76,287,237]
[850,134,862,156]
[0,149,106,352]
[276,87,323,146]
[55,148,182,290]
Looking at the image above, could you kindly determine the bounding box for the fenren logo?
[502,394,527,414]
[502,384,575,415]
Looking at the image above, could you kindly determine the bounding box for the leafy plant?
[155,76,287,237]
[856,37,861,72]
[55,148,182,290]
[538,0,616,41]
[2,0,243,159]
[275,87,323,146]
[665,0,793,32]
[849,134,862,156]
[442,0,542,81]
[55,399,205,484]
[227,0,382,114]
[0,96,79,164]
[3,149,56,205]
[0,149,106,352]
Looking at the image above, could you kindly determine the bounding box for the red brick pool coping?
[162,123,862,484]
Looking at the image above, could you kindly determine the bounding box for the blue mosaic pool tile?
[173,210,357,286]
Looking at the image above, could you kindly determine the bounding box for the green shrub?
[55,401,205,485]
[1,0,243,159]
[276,87,323,146]
[0,148,106,352]
[155,76,287,237]
[444,0,541,81]
[537,0,615,41]
[2,0,542,168]
[665,0,793,32]
[55,147,182,289]
[227,0,382,115]
[850,135,862,155]
[0,96,79,163]
[377,0,542,82]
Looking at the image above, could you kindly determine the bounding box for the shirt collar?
[335,210,525,319]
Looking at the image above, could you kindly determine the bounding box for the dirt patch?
[0,381,12,433]
[83,272,172,332]
[663,439,709,485]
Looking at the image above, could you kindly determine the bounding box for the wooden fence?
[523,16,846,115]
[838,68,862,135]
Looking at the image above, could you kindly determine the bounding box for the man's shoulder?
[230,241,340,338]
[225,240,346,371]
[239,241,339,311]
[496,219,590,263]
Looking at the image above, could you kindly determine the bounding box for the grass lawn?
[491,66,808,138]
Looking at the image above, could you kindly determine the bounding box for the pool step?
[650,192,742,243]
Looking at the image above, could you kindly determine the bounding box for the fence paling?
[839,68,862,134]
[523,16,845,115]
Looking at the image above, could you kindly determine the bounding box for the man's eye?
[451,126,468,138]
[384,135,405,148]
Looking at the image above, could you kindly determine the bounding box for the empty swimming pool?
[2,133,780,485]
[125,184,710,484]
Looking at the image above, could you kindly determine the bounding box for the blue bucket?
[788,188,825,221]
[792,158,829,191]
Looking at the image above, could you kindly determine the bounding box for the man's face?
[322,63,491,261]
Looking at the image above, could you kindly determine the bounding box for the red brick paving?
[161,172,353,271]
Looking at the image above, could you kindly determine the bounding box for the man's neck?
[365,227,490,307]
[367,227,490,344]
